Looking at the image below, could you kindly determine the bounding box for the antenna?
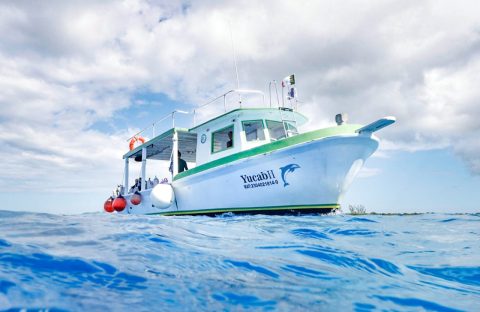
[229,22,240,90]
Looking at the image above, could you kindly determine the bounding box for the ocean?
[0,210,479,311]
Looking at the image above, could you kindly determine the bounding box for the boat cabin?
[190,108,307,165]
[121,90,307,194]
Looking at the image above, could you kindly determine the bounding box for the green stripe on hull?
[174,124,362,181]
[147,204,340,216]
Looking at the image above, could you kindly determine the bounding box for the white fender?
[150,184,175,209]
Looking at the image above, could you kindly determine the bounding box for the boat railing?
[193,89,265,126]
[127,90,266,139]
[127,85,298,139]
[126,110,189,142]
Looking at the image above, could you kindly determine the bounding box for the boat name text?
[240,170,279,189]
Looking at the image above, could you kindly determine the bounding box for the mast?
[229,23,240,90]
[229,22,242,106]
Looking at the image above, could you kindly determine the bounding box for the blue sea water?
[0,211,479,311]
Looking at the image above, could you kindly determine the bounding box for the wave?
[0,210,478,311]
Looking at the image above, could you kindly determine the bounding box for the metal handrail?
[193,89,265,126]
[126,88,274,137]
[268,81,280,108]
[126,110,189,142]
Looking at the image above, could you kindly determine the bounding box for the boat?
[103,75,395,216]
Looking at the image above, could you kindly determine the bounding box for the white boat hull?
[119,134,378,215]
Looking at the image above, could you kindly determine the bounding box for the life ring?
[129,136,145,151]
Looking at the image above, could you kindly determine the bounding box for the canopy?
[123,128,197,162]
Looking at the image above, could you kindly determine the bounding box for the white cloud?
[0,0,479,206]
[357,166,382,178]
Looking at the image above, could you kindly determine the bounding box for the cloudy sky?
[0,0,479,214]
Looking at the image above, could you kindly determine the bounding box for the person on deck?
[226,131,233,148]
[131,178,139,193]
[169,151,188,173]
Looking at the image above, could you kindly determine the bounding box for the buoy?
[104,197,114,213]
[130,191,142,205]
[150,184,174,209]
[112,195,127,212]
[129,136,145,151]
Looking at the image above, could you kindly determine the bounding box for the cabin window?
[211,125,234,153]
[266,120,299,140]
[242,120,265,142]
[266,120,286,141]
[284,122,298,136]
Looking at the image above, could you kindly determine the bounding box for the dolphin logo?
[280,164,300,187]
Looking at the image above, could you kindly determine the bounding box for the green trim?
[123,127,190,159]
[174,124,362,180]
[211,124,234,154]
[190,108,308,131]
[147,204,340,216]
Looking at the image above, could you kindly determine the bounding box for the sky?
[0,0,479,214]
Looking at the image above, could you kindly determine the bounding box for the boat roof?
[123,107,307,161]
[123,128,197,162]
